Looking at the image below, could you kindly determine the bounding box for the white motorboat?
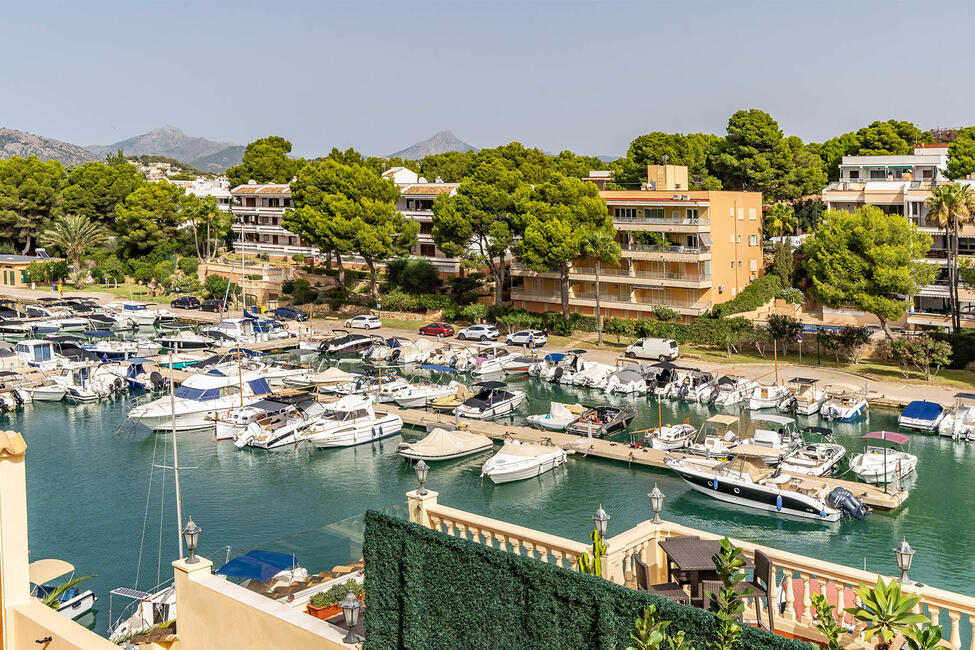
[52,362,103,402]
[684,414,741,459]
[324,371,410,402]
[747,384,790,410]
[363,337,433,364]
[282,365,356,389]
[662,367,709,400]
[778,378,829,415]
[778,426,846,477]
[529,350,587,384]
[645,422,697,450]
[302,395,403,448]
[31,380,67,402]
[14,340,59,370]
[88,338,161,361]
[107,301,174,326]
[471,343,514,375]
[565,405,637,438]
[571,362,614,389]
[849,431,917,485]
[704,376,757,407]
[127,372,273,431]
[898,400,945,432]
[820,393,868,422]
[670,369,714,402]
[480,439,567,484]
[738,414,803,465]
[454,380,527,420]
[200,318,258,344]
[157,330,217,351]
[392,379,459,408]
[428,383,473,413]
[666,448,869,522]
[939,392,975,439]
[397,427,494,461]
[29,559,97,620]
[604,366,648,395]
[240,398,328,450]
[320,332,376,356]
[500,354,545,376]
[526,401,585,431]
[209,397,302,441]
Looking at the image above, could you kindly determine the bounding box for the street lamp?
[648,484,665,524]
[593,505,610,539]
[340,592,362,644]
[182,517,201,564]
[893,537,914,583]
[414,459,430,496]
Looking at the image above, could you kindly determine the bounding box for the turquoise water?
[6,356,975,634]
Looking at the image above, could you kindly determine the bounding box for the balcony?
[613,215,710,232]
[234,241,319,256]
[511,290,711,315]
[233,205,289,216]
[510,263,711,289]
[618,242,711,262]
[232,223,293,235]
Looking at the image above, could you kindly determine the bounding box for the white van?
[625,337,679,362]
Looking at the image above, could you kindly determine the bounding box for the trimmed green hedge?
[362,511,812,650]
[931,330,975,370]
[709,274,782,318]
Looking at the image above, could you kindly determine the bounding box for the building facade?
[511,166,764,320]
[170,178,233,211]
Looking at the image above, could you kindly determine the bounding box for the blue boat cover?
[544,353,565,362]
[125,357,153,364]
[82,329,112,337]
[226,347,262,358]
[901,400,943,421]
[215,550,298,581]
[247,377,272,395]
[419,364,457,373]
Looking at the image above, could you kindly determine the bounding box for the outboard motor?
[318,341,330,354]
[149,371,166,391]
[646,378,657,392]
[448,354,459,368]
[708,388,719,404]
[552,366,564,383]
[787,397,799,414]
[389,348,401,362]
[826,487,870,520]
[677,383,690,400]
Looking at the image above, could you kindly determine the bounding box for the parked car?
[170,296,201,310]
[419,322,454,337]
[270,306,309,321]
[345,314,382,330]
[505,329,547,348]
[200,299,225,313]
[456,324,499,341]
[625,337,679,362]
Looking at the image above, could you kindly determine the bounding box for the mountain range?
[390,130,476,159]
[0,128,97,167]
[87,126,244,172]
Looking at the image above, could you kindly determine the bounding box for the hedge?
[931,330,975,370]
[708,274,782,318]
[362,511,812,650]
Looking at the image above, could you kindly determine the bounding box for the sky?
[5,0,975,159]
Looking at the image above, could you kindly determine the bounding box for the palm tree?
[765,203,797,244]
[38,214,106,276]
[925,184,973,332]
[580,228,621,345]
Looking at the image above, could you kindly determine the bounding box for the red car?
[419,322,454,337]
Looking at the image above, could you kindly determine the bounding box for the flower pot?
[306,603,342,620]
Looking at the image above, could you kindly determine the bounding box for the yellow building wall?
[704,191,764,304]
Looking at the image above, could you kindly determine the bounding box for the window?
[869,169,887,180]
[738,261,742,269]
[686,208,699,221]
[729,234,735,244]
[749,235,758,246]
[748,208,757,221]
[910,202,921,216]
[671,209,681,220]
[849,170,860,180]
[645,208,664,220]
[737,208,744,221]
[750,260,758,272]
[420,244,436,257]
[737,234,742,243]
[614,207,637,219]
[730,261,735,270]
[732,287,737,296]
[686,235,698,248]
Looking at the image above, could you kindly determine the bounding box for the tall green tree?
[946,127,975,180]
[226,136,305,187]
[62,160,143,228]
[514,173,612,316]
[114,181,188,258]
[580,227,621,344]
[764,203,797,243]
[432,159,525,305]
[38,214,106,275]
[612,131,722,189]
[803,206,935,338]
[926,183,975,332]
[0,155,67,253]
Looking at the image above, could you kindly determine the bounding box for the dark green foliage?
[362,511,811,650]
[705,538,752,650]
[930,330,975,370]
[777,288,804,305]
[652,305,679,322]
[708,275,782,318]
[793,199,826,233]
[766,314,803,350]
[290,279,318,305]
[770,243,795,285]
[810,593,844,650]
[202,273,240,300]
[177,257,199,275]
[385,257,440,294]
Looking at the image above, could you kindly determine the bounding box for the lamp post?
[414,459,429,496]
[648,484,665,524]
[593,505,610,539]
[893,537,914,583]
[182,517,201,564]
[340,592,362,644]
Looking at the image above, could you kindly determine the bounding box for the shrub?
[777,287,804,304]
[281,279,295,294]
[25,261,50,283]
[91,255,126,283]
[292,254,305,263]
[418,294,453,311]
[47,260,69,282]
[246,273,262,280]
[130,260,154,283]
[459,303,488,323]
[604,317,635,343]
[766,314,803,351]
[449,275,480,305]
[153,260,175,286]
[203,274,240,300]
[881,335,952,380]
[291,279,319,305]
[569,313,598,333]
[386,257,440,294]
[379,291,421,312]
[930,330,975,370]
[176,273,201,293]
[708,275,782,318]
[652,305,679,322]
[178,257,199,275]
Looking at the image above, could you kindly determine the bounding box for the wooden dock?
[387,406,908,512]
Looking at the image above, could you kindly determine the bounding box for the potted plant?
[306,591,332,620]
[306,579,364,620]
[845,577,928,649]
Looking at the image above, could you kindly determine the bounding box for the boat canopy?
[862,431,910,445]
[406,428,492,456]
[705,414,740,425]
[788,377,819,385]
[28,559,74,585]
[732,444,787,458]
[474,380,506,390]
[120,357,154,365]
[954,392,975,401]
[329,395,373,411]
[751,414,796,426]
[215,550,298,582]
[419,364,457,373]
[544,352,566,362]
[801,426,833,436]
[81,329,112,337]
[900,401,944,420]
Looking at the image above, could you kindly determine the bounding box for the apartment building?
[511,166,764,320]
[170,178,233,211]
[822,144,975,318]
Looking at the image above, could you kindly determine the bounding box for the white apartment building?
[170,178,233,211]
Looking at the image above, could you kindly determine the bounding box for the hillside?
[390,130,476,159]
[0,128,97,167]
[88,126,243,172]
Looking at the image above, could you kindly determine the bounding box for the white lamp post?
[182,517,201,564]
[340,592,362,644]
[414,459,430,496]
[893,537,914,583]
[593,505,610,539]
[648,484,665,524]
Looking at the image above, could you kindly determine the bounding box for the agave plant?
[845,577,928,649]
[41,574,95,609]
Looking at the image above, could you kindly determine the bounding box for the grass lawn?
[63,283,175,304]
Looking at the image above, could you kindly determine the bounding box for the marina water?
[7,354,974,633]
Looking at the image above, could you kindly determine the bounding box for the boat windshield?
[174,385,240,401]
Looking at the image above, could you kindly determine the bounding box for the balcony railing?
[513,291,711,311]
[614,216,709,226]
[620,242,707,254]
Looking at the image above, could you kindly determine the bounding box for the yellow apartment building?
[511,166,764,321]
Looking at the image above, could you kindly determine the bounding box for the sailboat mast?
[168,350,185,559]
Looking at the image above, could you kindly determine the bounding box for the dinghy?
[480,440,567,484]
[645,422,697,450]
[565,405,636,438]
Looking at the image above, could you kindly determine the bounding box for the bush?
[292,254,305,263]
[25,261,50,283]
[47,260,69,282]
[291,279,319,305]
[882,335,952,380]
[281,279,295,294]
[178,257,199,275]
[419,294,453,311]
[130,260,155,283]
[459,303,488,323]
[652,305,679,322]
[708,274,782,318]
[449,275,480,305]
[91,255,126,283]
[930,330,975,370]
[203,273,240,300]
[153,260,175,286]
[386,257,440,294]
[379,291,421,312]
[777,287,804,304]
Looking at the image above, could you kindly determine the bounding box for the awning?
[862,431,910,445]
[733,444,785,457]
[29,559,74,585]
[698,232,712,247]
[215,550,298,582]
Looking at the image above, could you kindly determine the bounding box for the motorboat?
[672,369,714,402]
[88,338,161,361]
[480,439,568,484]
[526,401,585,431]
[747,384,790,410]
[88,312,136,330]
[323,370,410,402]
[666,447,869,521]
[282,364,354,389]
[645,422,697,450]
[529,350,587,384]
[661,367,709,400]
[604,366,648,395]
[648,362,679,397]
[14,340,59,370]
[705,376,757,407]
[738,414,803,465]
[565,405,636,438]
[778,426,846,477]
[30,380,67,402]
[52,362,104,402]
[200,319,258,344]
[319,332,376,356]
[363,337,433,364]
[898,400,945,432]
[778,378,829,415]
[157,330,217,351]
[820,392,868,422]
[849,431,918,485]
[239,398,328,450]
[454,380,526,420]
[29,559,97,620]
[302,395,403,448]
[939,392,975,439]
[397,427,494,461]
[208,393,313,441]
[429,383,473,412]
[392,375,460,408]
[571,362,614,389]
[471,343,514,376]
[127,372,273,431]
[684,414,741,459]
[107,301,175,326]
[500,354,545,376]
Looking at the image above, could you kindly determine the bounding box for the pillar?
[407,490,439,528]
[0,431,29,650]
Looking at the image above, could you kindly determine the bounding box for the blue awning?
[544,353,565,362]
[215,550,298,582]
[901,400,943,421]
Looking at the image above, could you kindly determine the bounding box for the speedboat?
[820,392,867,422]
[454,380,526,420]
[939,392,975,439]
[14,340,59,370]
[898,400,945,432]
[778,426,846,477]
[397,427,494,461]
[29,559,97,620]
[645,422,697,450]
[705,376,757,407]
[565,405,636,438]
[604,366,648,395]
[157,330,217,351]
[429,383,473,412]
[127,372,273,431]
[530,350,587,384]
[302,395,403,448]
[319,332,376,356]
[107,301,174,326]
[209,397,304,441]
[849,431,918,485]
[88,338,161,361]
[747,384,790,410]
[672,369,714,402]
[200,319,258,344]
[500,354,544,376]
[52,362,103,402]
[392,377,459,408]
[526,401,585,431]
[282,365,355,389]
[738,414,803,465]
[480,439,567,484]
[324,370,410,402]
[778,378,829,415]
[471,343,514,375]
[666,448,869,522]
[571,362,614,389]
[30,380,67,402]
[684,414,741,459]
[239,398,328,450]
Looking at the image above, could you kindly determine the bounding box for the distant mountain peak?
[0,128,96,167]
[87,126,243,173]
[390,130,476,159]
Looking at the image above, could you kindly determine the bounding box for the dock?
[387,406,908,512]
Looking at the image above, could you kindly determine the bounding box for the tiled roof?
[401,184,458,195]
[231,183,291,195]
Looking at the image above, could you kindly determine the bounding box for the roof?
[863,431,910,445]
[0,254,45,263]
[401,184,458,195]
[29,559,74,585]
[231,183,291,195]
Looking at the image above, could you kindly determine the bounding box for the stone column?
[406,490,439,528]
[0,431,29,649]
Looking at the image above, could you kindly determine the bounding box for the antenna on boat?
[168,349,185,560]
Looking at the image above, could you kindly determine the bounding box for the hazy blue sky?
[6,0,975,158]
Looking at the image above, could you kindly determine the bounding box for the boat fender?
[553,367,564,382]
[390,349,401,361]
[775,495,783,512]
[820,510,827,518]
[378,426,383,438]
[115,378,124,390]
[709,389,719,404]
[711,478,718,490]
